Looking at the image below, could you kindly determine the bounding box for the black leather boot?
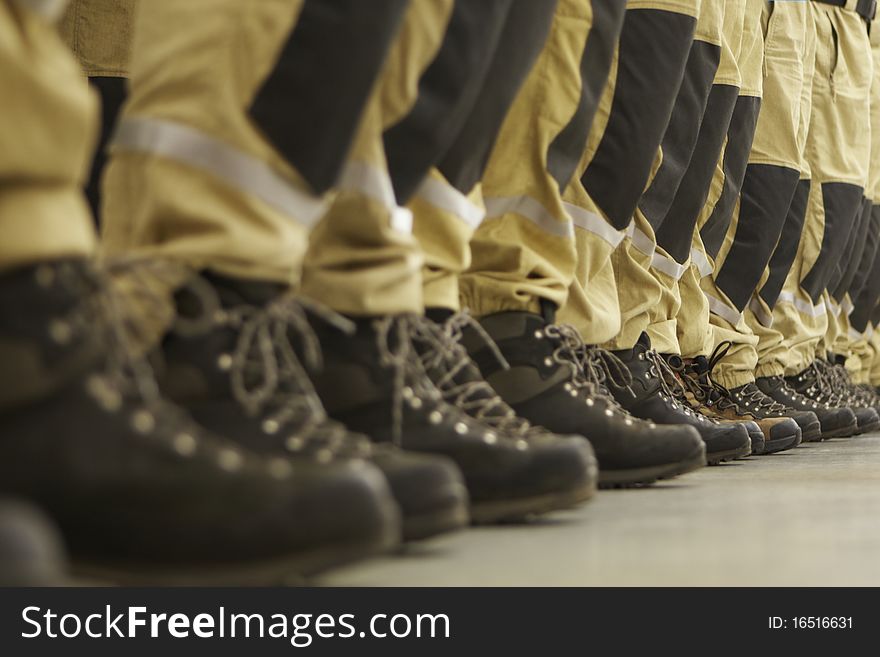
[464,310,706,487]
[608,334,752,464]
[307,310,597,522]
[0,260,400,584]
[161,273,469,541]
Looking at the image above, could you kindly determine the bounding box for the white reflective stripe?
[827,297,842,318]
[391,207,413,235]
[776,291,827,318]
[623,221,655,256]
[650,251,688,280]
[415,177,485,229]
[338,161,397,209]
[704,291,743,326]
[841,296,855,316]
[690,247,714,277]
[484,196,574,238]
[748,296,774,329]
[337,162,413,235]
[12,0,69,20]
[563,202,626,248]
[113,117,327,227]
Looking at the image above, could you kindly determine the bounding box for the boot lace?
[702,341,789,414]
[374,315,446,447]
[535,326,643,420]
[411,312,533,436]
[801,360,844,405]
[212,289,370,460]
[764,375,823,410]
[48,258,262,474]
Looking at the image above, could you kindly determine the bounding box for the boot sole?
[761,432,802,455]
[707,442,752,466]
[70,528,398,586]
[800,423,823,443]
[598,449,706,489]
[854,419,880,435]
[822,421,860,439]
[403,504,470,542]
[747,436,767,456]
[469,480,597,524]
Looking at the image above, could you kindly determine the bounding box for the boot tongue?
[206,273,286,308]
[425,307,456,323]
[611,333,651,362]
[175,272,285,318]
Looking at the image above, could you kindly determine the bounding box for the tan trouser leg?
[460,0,598,317]
[0,0,97,270]
[300,1,453,316]
[768,3,872,375]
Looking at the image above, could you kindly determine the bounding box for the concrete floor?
[320,434,880,586]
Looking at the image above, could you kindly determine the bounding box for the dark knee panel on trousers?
[714,164,801,312]
[437,0,558,194]
[801,182,865,304]
[832,197,872,302]
[850,227,880,333]
[849,205,880,302]
[639,39,719,233]
[384,0,514,204]
[653,83,738,263]
[580,8,696,230]
[760,179,811,309]
[699,95,762,258]
[546,0,627,193]
[249,0,409,195]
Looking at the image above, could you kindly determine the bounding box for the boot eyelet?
[132,410,155,434]
[268,458,292,479]
[544,358,554,367]
[408,397,423,409]
[86,375,122,412]
[35,265,55,288]
[625,418,633,426]
[49,319,72,345]
[605,408,613,417]
[649,422,657,429]
[454,422,468,435]
[484,432,497,444]
[262,419,280,435]
[286,436,304,451]
[516,440,529,451]
[638,354,645,361]
[173,432,197,456]
[316,449,333,464]
[218,449,244,472]
[569,389,578,398]
[217,354,233,371]
[402,386,415,400]
[534,330,544,339]
[428,410,443,425]
[586,398,595,407]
